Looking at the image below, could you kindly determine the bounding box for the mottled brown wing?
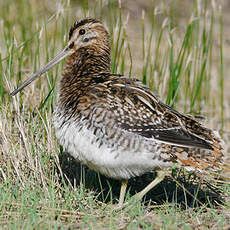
[87,76,215,150]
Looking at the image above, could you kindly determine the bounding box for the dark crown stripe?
[69,18,101,40]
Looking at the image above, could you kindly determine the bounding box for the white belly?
[53,112,171,180]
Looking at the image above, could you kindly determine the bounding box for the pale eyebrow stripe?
[88,22,103,28]
[72,23,102,40]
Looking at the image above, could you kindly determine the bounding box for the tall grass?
[218,6,224,131]
[139,1,224,116]
[0,0,229,229]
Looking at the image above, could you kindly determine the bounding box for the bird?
[10,18,224,208]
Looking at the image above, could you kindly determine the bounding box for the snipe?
[11,18,224,208]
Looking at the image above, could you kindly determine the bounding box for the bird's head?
[67,18,110,56]
[10,18,110,96]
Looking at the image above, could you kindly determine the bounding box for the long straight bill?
[10,46,69,96]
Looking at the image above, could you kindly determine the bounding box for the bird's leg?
[133,170,165,201]
[118,179,128,205]
[114,170,165,211]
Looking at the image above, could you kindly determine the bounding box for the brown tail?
[175,130,225,173]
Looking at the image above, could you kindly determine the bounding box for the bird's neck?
[58,47,111,110]
[64,47,111,77]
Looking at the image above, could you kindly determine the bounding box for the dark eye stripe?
[69,42,74,49]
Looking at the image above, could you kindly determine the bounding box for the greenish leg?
[118,179,128,205]
[133,170,166,200]
[115,170,165,211]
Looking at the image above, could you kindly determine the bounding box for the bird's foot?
[112,194,141,212]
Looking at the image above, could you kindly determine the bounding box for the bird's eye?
[79,29,85,35]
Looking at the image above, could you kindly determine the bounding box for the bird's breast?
[53,108,172,180]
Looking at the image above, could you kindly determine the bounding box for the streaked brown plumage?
[10,18,224,207]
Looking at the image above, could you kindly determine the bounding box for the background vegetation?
[0,0,229,229]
